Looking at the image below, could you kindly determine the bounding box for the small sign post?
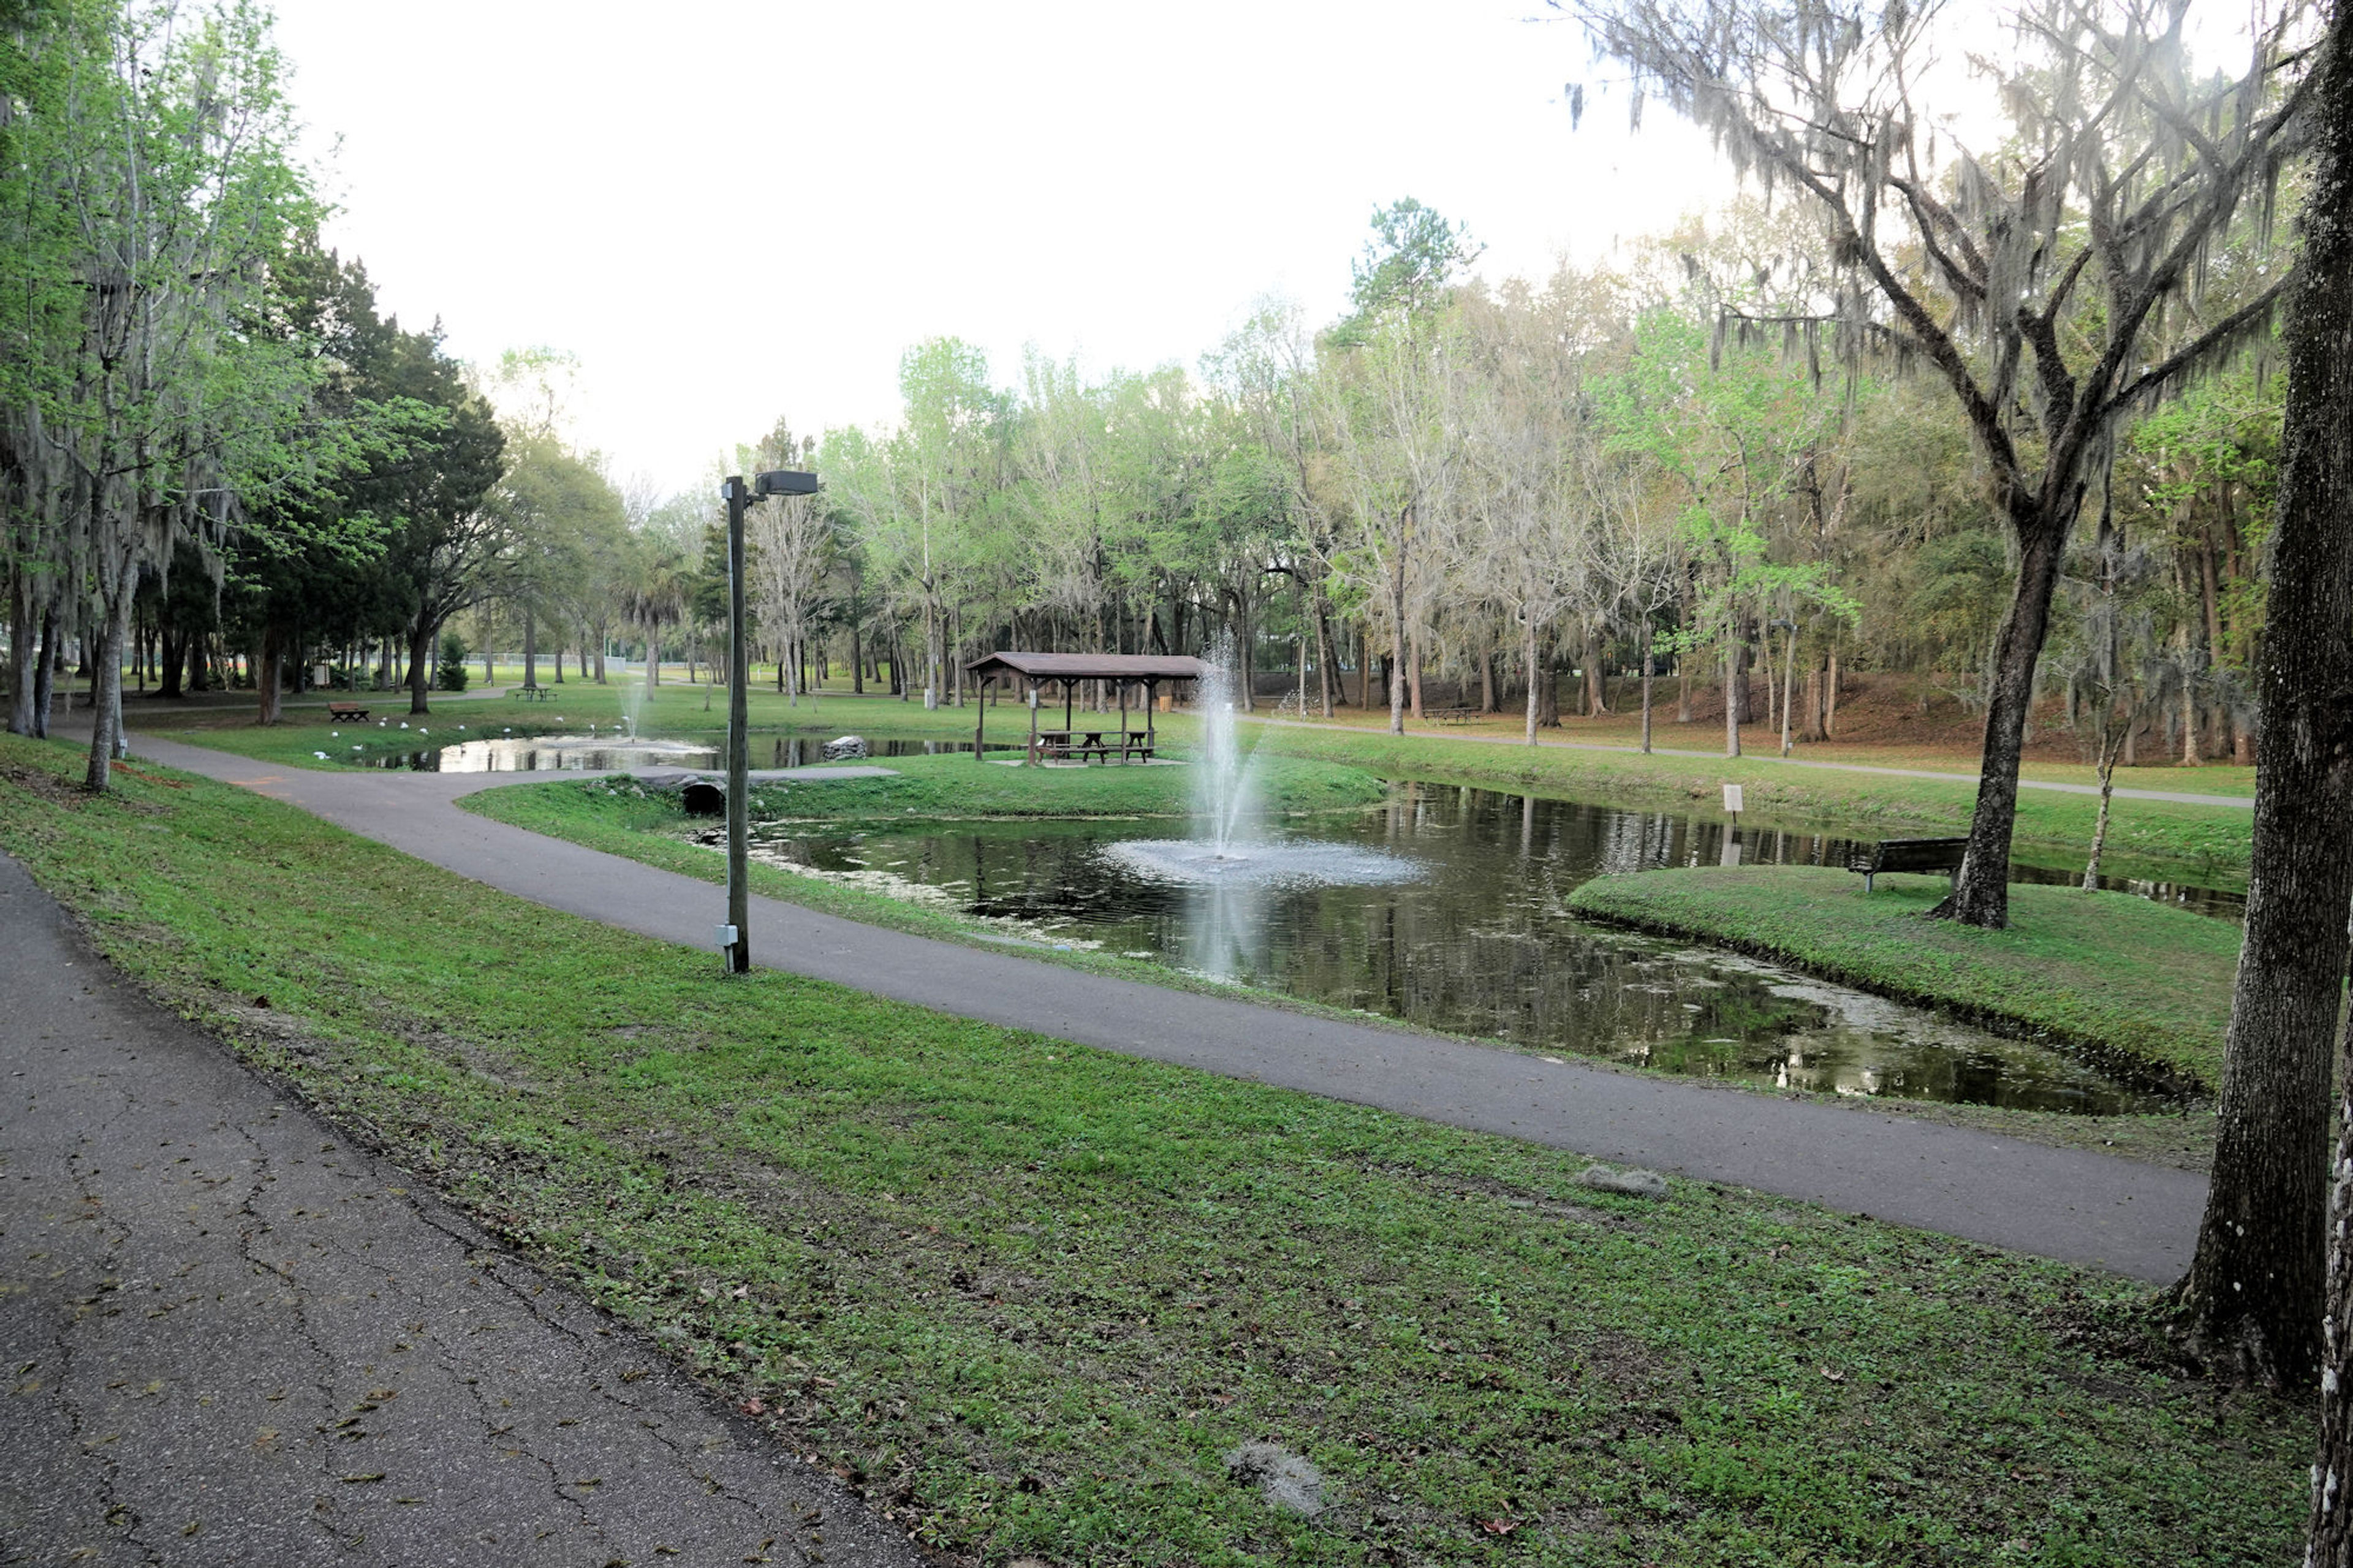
[1721,782,1745,866]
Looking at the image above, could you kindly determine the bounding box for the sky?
[267,0,1732,496]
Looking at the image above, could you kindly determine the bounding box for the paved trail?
[117,731,2208,1285]
[0,854,921,1568]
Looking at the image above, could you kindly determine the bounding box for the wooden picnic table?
[1036,728,1154,763]
[514,686,553,702]
[325,700,370,721]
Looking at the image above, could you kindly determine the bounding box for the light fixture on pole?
[716,467,820,975]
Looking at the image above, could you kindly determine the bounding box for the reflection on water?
[746,782,2211,1115]
[362,732,1019,772]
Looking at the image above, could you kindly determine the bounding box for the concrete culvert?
[1224,1442,1325,1516]
[679,781,726,817]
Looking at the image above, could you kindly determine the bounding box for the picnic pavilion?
[963,651,1207,764]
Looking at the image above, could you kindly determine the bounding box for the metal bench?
[1846,836,1969,894]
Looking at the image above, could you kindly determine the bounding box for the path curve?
[113,731,2207,1284]
[0,853,920,1568]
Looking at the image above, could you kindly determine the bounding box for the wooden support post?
[1119,681,1129,762]
[1027,678,1039,765]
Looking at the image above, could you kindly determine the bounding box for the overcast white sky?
[265,1,1733,493]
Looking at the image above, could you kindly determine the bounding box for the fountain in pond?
[1102,643,1417,895]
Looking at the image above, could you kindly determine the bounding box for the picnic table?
[325,700,370,721]
[514,685,553,702]
[1036,728,1154,763]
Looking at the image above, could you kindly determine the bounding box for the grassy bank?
[1241,720,2253,891]
[1565,868,2238,1096]
[731,749,1386,823]
[0,733,2303,1564]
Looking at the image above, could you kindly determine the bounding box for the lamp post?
[718,468,820,974]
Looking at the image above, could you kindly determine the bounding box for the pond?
[742,779,2231,1115]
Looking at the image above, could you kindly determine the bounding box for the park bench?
[326,700,369,722]
[1846,836,1969,895]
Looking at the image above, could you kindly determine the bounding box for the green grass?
[1240,721,2253,892]
[737,749,1385,822]
[0,732,2305,1565]
[1564,868,2240,1096]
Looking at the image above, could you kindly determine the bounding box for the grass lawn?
[735,749,1385,822]
[1240,721,2253,892]
[1564,868,2239,1096]
[0,732,2304,1565]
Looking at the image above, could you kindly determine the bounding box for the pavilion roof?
[964,651,1207,682]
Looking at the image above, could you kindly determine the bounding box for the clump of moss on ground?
[1566,866,2237,1095]
[0,732,2308,1566]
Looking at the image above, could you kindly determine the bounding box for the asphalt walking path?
[0,854,924,1568]
[109,729,2208,1286]
[1245,714,2258,808]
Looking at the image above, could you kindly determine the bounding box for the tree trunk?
[523,607,538,691]
[84,585,134,788]
[1523,618,1542,746]
[1640,642,1654,754]
[1933,521,2070,928]
[407,620,434,716]
[1584,625,1609,716]
[1779,625,1799,756]
[255,627,284,729]
[2191,0,2353,1426]
[1722,621,1741,759]
[1408,627,1425,720]
[6,578,38,735]
[1825,651,1840,737]
[1389,509,1409,733]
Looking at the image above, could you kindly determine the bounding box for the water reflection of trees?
[759,786,2180,1113]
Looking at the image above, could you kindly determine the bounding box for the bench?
[1847,836,1969,895]
[326,701,369,722]
[515,686,553,702]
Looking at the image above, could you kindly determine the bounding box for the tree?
[1570,0,2318,926]
[493,436,624,692]
[2179,0,2353,1409]
[10,0,337,786]
[741,417,830,703]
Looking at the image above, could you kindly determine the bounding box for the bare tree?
[1569,0,2318,926]
[743,424,832,706]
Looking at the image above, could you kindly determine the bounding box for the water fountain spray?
[1192,638,1256,858]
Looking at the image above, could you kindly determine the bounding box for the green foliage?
[436,632,471,691]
